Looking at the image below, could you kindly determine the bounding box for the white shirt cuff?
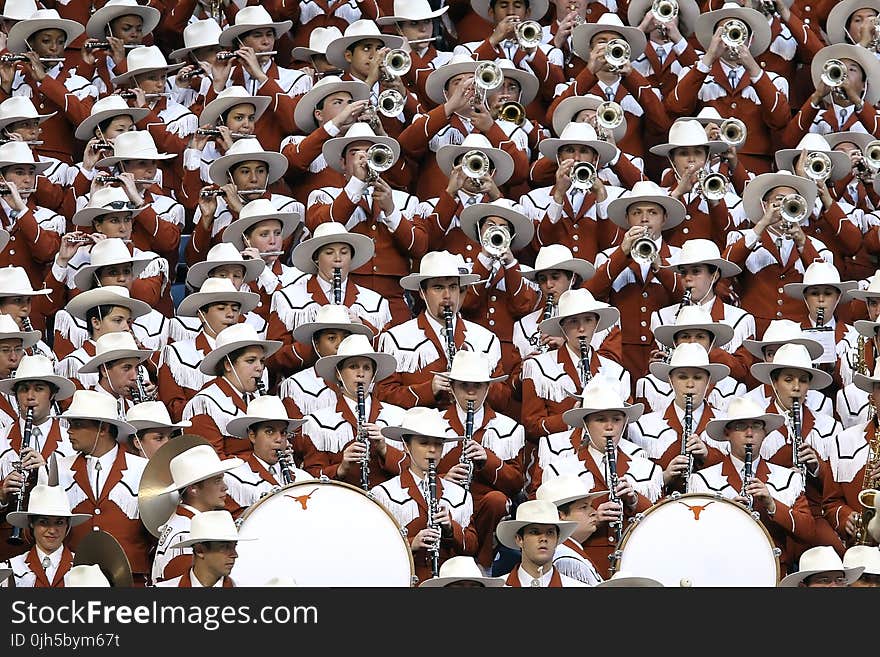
[382,208,402,232]
[183,148,202,171]
[345,176,367,203]
[546,200,563,224]
[324,121,341,138]
[696,59,711,74]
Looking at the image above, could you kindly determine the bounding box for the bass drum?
[232,480,415,587]
[615,493,780,587]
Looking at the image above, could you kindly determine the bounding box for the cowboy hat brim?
[539,136,618,168]
[704,412,786,442]
[226,415,306,438]
[222,209,301,251]
[552,96,628,142]
[199,94,272,128]
[324,33,405,69]
[110,62,186,86]
[73,256,153,293]
[291,232,375,274]
[743,172,818,223]
[294,81,370,133]
[207,149,288,187]
[419,573,504,587]
[376,5,449,25]
[539,306,620,336]
[127,417,192,431]
[778,565,864,588]
[742,336,824,361]
[471,0,548,21]
[494,66,540,106]
[176,289,260,318]
[544,489,609,507]
[78,347,152,374]
[563,401,644,428]
[74,106,150,141]
[6,17,84,53]
[571,21,647,62]
[322,133,400,174]
[314,351,397,384]
[0,329,40,349]
[219,20,294,49]
[854,319,880,339]
[158,457,245,495]
[7,509,92,529]
[0,109,55,132]
[291,318,374,344]
[97,149,177,168]
[649,139,728,158]
[827,0,880,46]
[595,575,664,587]
[750,361,833,390]
[379,426,464,442]
[663,256,741,279]
[694,5,772,56]
[400,271,481,291]
[811,44,880,106]
[199,338,282,374]
[425,60,481,106]
[459,203,535,252]
[496,517,578,551]
[176,530,257,549]
[783,280,859,300]
[60,410,136,439]
[86,5,161,39]
[521,257,595,282]
[653,320,734,349]
[0,372,75,400]
[185,257,265,289]
[72,203,145,227]
[0,157,51,174]
[65,287,152,321]
[649,360,730,384]
[606,193,687,231]
[435,143,514,186]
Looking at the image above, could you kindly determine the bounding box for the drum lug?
[669,491,681,500]
[319,474,331,483]
[630,512,644,526]
[772,547,782,557]
[411,575,420,587]
[234,517,244,529]
[400,527,408,538]
[751,511,761,522]
[713,491,724,500]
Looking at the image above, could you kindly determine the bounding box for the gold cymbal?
[138,434,211,538]
[73,530,133,587]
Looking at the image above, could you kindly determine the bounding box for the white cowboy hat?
[824,130,877,153]
[750,343,833,389]
[847,269,880,302]
[704,396,786,442]
[627,0,699,36]
[424,53,482,105]
[0,96,54,132]
[496,499,578,550]
[680,106,726,125]
[177,276,260,317]
[775,133,853,182]
[324,19,405,69]
[95,130,175,168]
[853,359,880,394]
[572,11,647,62]
[160,444,243,494]
[6,484,91,528]
[812,43,880,106]
[649,341,731,383]
[78,330,152,374]
[185,242,265,289]
[378,0,448,24]
[0,313,39,349]
[226,394,306,437]
[293,75,370,133]
[694,1,771,56]
[471,0,548,21]
[538,121,618,168]
[649,119,727,158]
[595,570,664,587]
[219,6,292,48]
[322,121,400,174]
[222,198,300,250]
[843,545,880,576]
[65,564,111,588]
[742,170,818,224]
[291,304,375,344]
[177,510,255,548]
[459,199,534,252]
[521,244,595,282]
[0,141,50,174]
[418,556,504,588]
[606,179,687,230]
[207,137,287,186]
[552,94,627,142]
[563,380,644,428]
[169,18,223,62]
[380,406,463,443]
[290,221,374,274]
[72,238,154,291]
[399,250,481,291]
[536,474,607,507]
[291,26,343,61]
[60,389,136,439]
[199,86,271,128]
[494,58,540,106]
[538,288,619,336]
[198,323,282,375]
[435,133,514,185]
[73,95,150,141]
[664,238,741,278]
[65,285,151,322]
[6,8,84,52]
[0,266,51,297]
[435,349,507,383]
[85,0,160,39]
[314,333,397,384]
[0,0,37,21]
[855,319,880,340]
[125,401,191,432]
[110,45,185,86]
[827,0,880,45]
[783,260,858,299]
[72,186,145,227]
[741,319,824,361]
[0,353,75,399]
[778,545,864,587]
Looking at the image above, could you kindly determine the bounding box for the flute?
[90,141,114,151]
[116,91,171,99]
[0,138,43,145]
[238,188,266,196]
[95,174,158,185]
[216,50,277,61]
[0,54,65,63]
[84,42,140,50]
[195,128,256,139]
[0,185,35,195]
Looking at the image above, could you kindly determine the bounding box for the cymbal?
[138,434,211,538]
[73,530,133,587]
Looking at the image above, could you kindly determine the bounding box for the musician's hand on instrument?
[845,511,860,537]
[372,177,395,215]
[210,53,233,92]
[463,440,488,465]
[341,440,368,466]
[745,478,776,514]
[553,12,577,48]
[552,158,575,201]
[620,225,649,255]
[235,46,266,83]
[105,35,125,66]
[685,434,708,460]
[663,454,690,486]
[470,101,495,132]
[869,460,880,481]
[489,15,518,46]
[431,373,452,396]
[333,99,370,133]
[142,380,158,401]
[22,51,46,82]
[788,222,806,249]
[797,442,820,474]
[221,182,244,214]
[435,504,452,530]
[0,470,25,501]
[543,335,564,351]
[648,347,668,364]
[411,526,441,551]
[738,45,761,78]
[19,447,45,471]
[444,463,470,485]
[670,164,697,200]
[615,478,638,509]
[3,180,25,213]
[116,172,142,205]
[596,499,623,523]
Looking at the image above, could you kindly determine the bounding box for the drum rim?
[616,492,780,585]
[236,479,416,584]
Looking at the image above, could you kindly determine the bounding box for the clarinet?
[676,287,693,319]
[604,433,623,573]
[460,399,475,492]
[426,458,441,578]
[790,397,807,482]
[533,293,555,353]
[443,305,456,372]
[276,447,296,485]
[742,443,754,511]
[681,392,695,493]
[356,382,370,491]
[815,306,831,331]
[255,377,267,396]
[21,316,52,361]
[332,267,342,305]
[8,407,34,545]
[578,335,591,388]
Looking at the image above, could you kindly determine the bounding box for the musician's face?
[314,91,354,127]
[344,38,384,77]
[850,573,880,588]
[227,346,266,393]
[191,473,228,510]
[677,264,718,301]
[97,263,134,288]
[314,242,353,282]
[771,368,811,404]
[93,212,134,240]
[560,311,598,350]
[847,9,879,44]
[420,277,463,319]
[243,219,284,258]
[342,140,373,178]
[535,269,573,298]
[66,419,106,453]
[487,78,522,113]
[803,285,841,322]
[514,524,559,569]
[133,70,166,94]
[671,145,709,177]
[336,355,376,390]
[6,118,41,142]
[2,164,35,198]
[451,380,490,410]
[133,428,172,460]
[209,264,247,289]
[0,338,24,377]
[108,14,144,45]
[223,103,257,134]
[489,0,528,23]
[626,202,665,235]
[397,19,433,43]
[583,410,626,447]
[445,72,475,101]
[405,435,446,474]
[865,297,880,322]
[590,31,627,73]
[198,540,239,578]
[192,45,223,65]
[313,329,350,358]
[723,419,767,461]
[231,160,269,194]
[559,498,598,544]
[31,28,66,58]
[89,306,133,338]
[241,27,276,55]
[762,185,799,219]
[672,329,713,351]
[31,516,69,554]
[120,159,158,187]
[557,144,597,165]
[100,115,136,140]
[102,357,140,400]
[0,295,31,325]
[14,381,52,421]
[669,367,709,406]
[200,301,241,335]
[801,571,849,588]
[478,215,513,245]
[248,420,290,463]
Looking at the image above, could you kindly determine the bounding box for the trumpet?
[473,61,503,107]
[779,192,808,231]
[514,19,542,49]
[652,0,678,23]
[462,149,491,179]
[482,224,512,259]
[596,100,624,131]
[631,233,658,265]
[497,100,526,126]
[720,18,748,57]
[381,48,411,81]
[195,127,256,139]
[864,140,880,172]
[820,58,847,88]
[571,161,597,190]
[604,38,631,72]
[216,50,277,61]
[719,117,747,148]
[696,169,728,201]
[804,151,832,183]
[365,142,395,183]
[376,88,405,117]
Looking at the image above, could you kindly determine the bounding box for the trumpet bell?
[651,0,678,23]
[779,192,808,225]
[482,224,512,258]
[604,38,631,70]
[383,49,411,77]
[596,100,624,130]
[498,100,526,126]
[462,149,491,179]
[515,19,543,49]
[820,58,847,88]
[571,161,597,190]
[864,140,880,171]
[366,143,395,173]
[631,236,658,265]
[804,151,832,182]
[719,117,746,148]
[377,88,405,117]
[698,170,728,200]
[720,18,748,49]
[474,61,504,91]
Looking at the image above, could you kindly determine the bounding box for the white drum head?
[232,480,415,587]
[617,493,779,587]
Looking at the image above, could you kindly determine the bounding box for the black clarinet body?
[8,407,34,545]
[356,382,370,491]
[427,458,440,578]
[332,267,342,305]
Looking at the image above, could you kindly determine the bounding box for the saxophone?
[332,267,342,305]
[852,412,880,545]
[578,335,591,388]
[426,458,441,578]
[460,399,475,492]
[741,443,754,512]
[855,334,869,377]
[680,392,694,492]
[8,407,34,545]
[356,382,370,491]
[443,305,456,372]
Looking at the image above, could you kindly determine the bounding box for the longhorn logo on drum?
[285,488,318,510]
[677,501,714,520]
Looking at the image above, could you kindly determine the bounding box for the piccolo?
[0,138,43,145]
[216,50,277,61]
[0,54,65,63]
[0,185,35,194]
[95,174,158,184]
[238,188,266,195]
[258,250,284,256]
[407,36,442,44]
[195,128,256,139]
[200,188,226,197]
[84,42,140,50]
[90,141,114,151]
[115,91,171,99]
[177,67,205,80]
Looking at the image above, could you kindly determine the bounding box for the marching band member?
[167,19,224,114]
[778,545,864,587]
[78,331,154,416]
[843,546,880,586]
[0,266,55,354]
[825,0,880,48]
[124,401,190,460]
[0,96,72,187]
[418,555,505,588]
[0,313,41,430]
[837,275,880,427]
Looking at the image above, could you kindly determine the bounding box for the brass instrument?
[696,169,728,201]
[720,118,747,148]
[631,232,658,265]
[443,305,456,371]
[779,192,808,234]
[332,267,342,305]
[498,101,526,126]
[426,457,441,577]
[216,50,277,61]
[790,397,807,483]
[595,100,624,141]
[804,151,832,183]
[852,416,879,545]
[864,140,880,172]
[365,143,395,183]
[381,49,411,82]
[8,406,34,545]
[604,38,631,73]
[570,161,597,190]
[676,286,692,320]
[482,224,511,260]
[568,1,585,27]
[578,335,591,387]
[681,392,694,493]
[461,399,475,492]
[742,443,754,511]
[820,59,847,88]
[473,61,503,107]
[377,88,405,117]
[652,0,678,40]
[462,149,491,179]
[604,432,623,575]
[514,20,542,49]
[720,18,748,58]
[356,381,369,492]
[856,334,869,376]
